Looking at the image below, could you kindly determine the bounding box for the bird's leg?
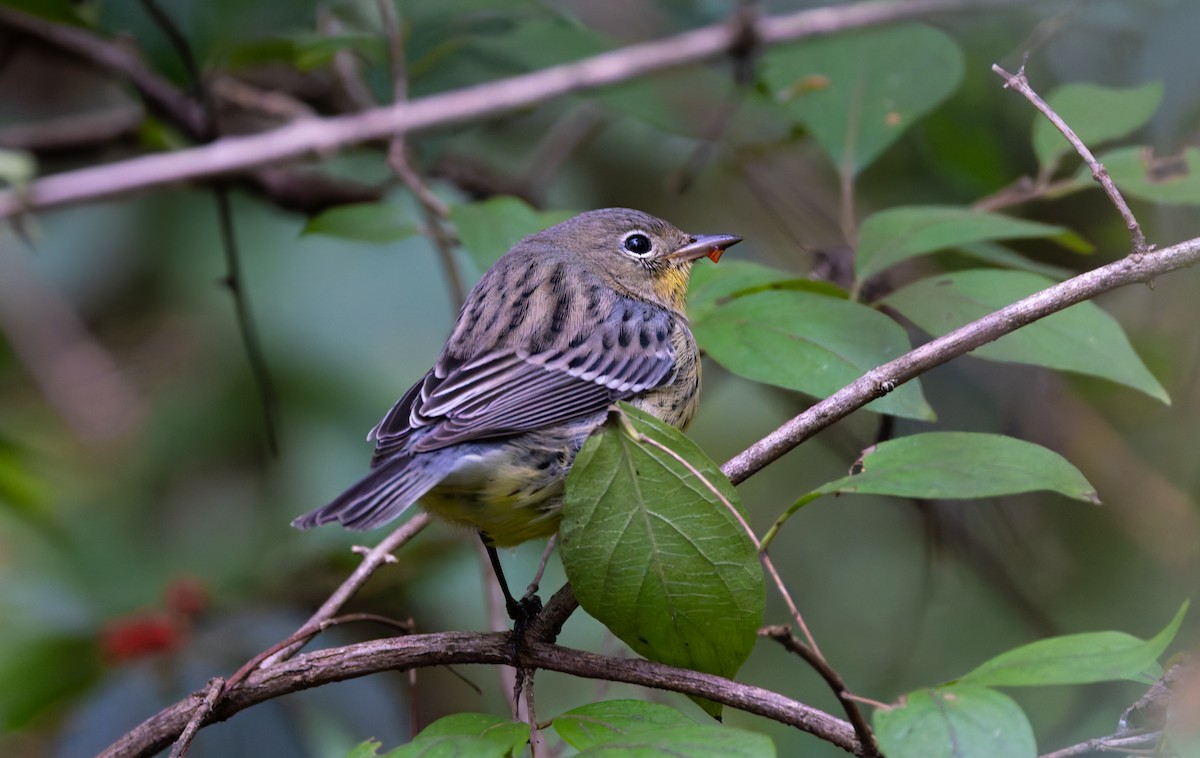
[480,533,542,630]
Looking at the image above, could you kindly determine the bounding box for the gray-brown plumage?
[293,208,740,548]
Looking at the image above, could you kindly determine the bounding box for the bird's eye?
[622,233,653,257]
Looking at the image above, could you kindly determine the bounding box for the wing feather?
[370,294,679,459]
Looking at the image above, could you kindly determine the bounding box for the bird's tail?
[291,451,455,531]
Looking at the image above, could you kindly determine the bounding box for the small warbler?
[293,208,740,616]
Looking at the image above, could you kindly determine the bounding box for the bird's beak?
[668,233,743,263]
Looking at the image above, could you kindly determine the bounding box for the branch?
[762,625,881,758]
[992,64,1148,254]
[260,513,431,667]
[101,631,862,758]
[719,233,1200,485]
[0,0,1029,219]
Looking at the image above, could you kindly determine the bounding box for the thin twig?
[1038,730,1163,758]
[261,513,431,666]
[136,0,280,454]
[212,187,279,454]
[167,677,224,758]
[229,612,414,691]
[762,625,880,758]
[992,64,1149,254]
[377,0,466,309]
[0,0,1032,219]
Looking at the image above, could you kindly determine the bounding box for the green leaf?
[760,24,963,175]
[815,432,1098,503]
[692,289,935,420]
[573,725,775,757]
[553,700,696,751]
[1033,82,1164,172]
[342,740,385,758]
[560,404,765,719]
[952,242,1074,280]
[382,714,529,757]
[874,685,1036,758]
[855,206,1090,284]
[302,203,419,243]
[882,269,1169,403]
[0,0,87,24]
[449,196,575,270]
[415,713,529,750]
[0,636,101,730]
[381,735,519,757]
[960,601,1188,687]
[1094,146,1200,206]
[687,260,839,321]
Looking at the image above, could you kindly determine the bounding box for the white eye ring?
[622,231,655,258]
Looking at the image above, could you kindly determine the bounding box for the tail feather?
[292,451,455,531]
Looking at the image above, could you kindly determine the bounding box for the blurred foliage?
[1,0,1200,756]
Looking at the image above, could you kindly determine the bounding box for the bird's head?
[534,208,741,312]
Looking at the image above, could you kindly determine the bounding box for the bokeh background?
[1,0,1199,755]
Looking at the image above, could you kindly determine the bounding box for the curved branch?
[720,234,1200,485]
[0,0,1029,219]
[100,631,861,758]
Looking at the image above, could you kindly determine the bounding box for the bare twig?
[762,625,880,758]
[0,8,379,213]
[101,631,863,758]
[719,233,1200,486]
[260,513,431,666]
[992,64,1149,254]
[376,0,466,309]
[0,0,1031,219]
[1038,730,1162,758]
[168,677,223,758]
[0,104,144,151]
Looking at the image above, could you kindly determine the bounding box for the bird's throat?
[653,264,692,312]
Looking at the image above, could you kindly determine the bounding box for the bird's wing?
[368,297,678,462]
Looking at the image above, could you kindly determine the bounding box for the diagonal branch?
[719,233,1200,486]
[0,0,1030,219]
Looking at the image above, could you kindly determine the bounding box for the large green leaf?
[952,242,1073,280]
[560,404,765,718]
[572,726,775,757]
[692,289,934,420]
[553,700,696,751]
[873,685,1036,758]
[960,601,1187,687]
[302,202,418,244]
[687,260,839,321]
[815,432,1098,503]
[449,196,575,269]
[381,713,530,757]
[760,24,963,175]
[1033,82,1164,172]
[855,206,1089,284]
[882,269,1168,403]
[1094,146,1200,206]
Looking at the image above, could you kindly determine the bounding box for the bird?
[293,207,741,620]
